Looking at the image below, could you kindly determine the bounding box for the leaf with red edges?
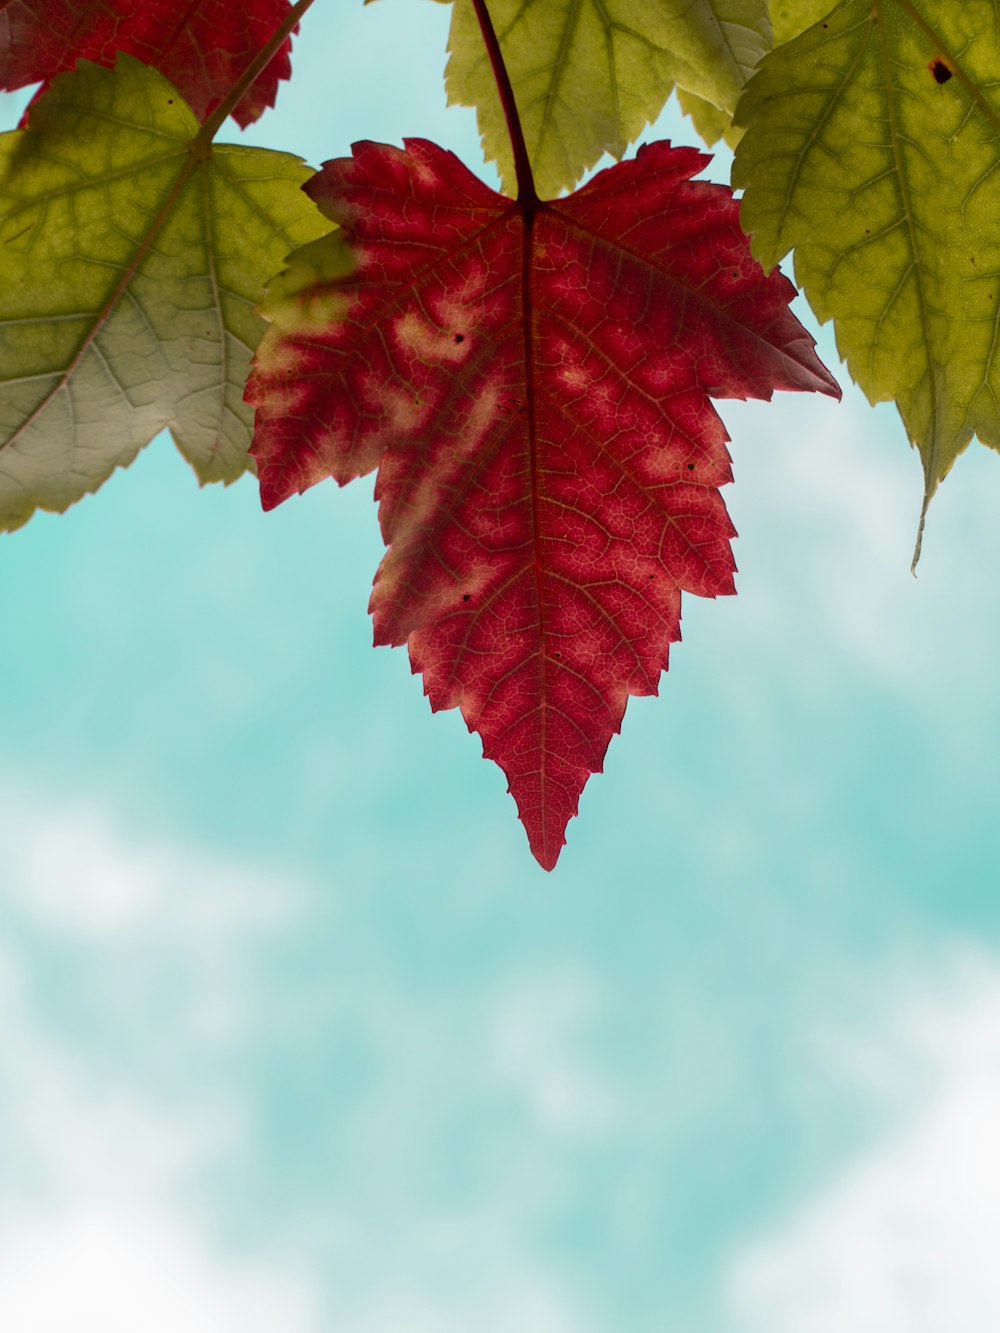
[248,138,839,869]
[0,0,296,127]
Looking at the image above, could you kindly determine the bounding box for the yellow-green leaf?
[440,0,772,197]
[734,0,1000,548]
[0,55,328,530]
[768,0,837,44]
[677,87,744,149]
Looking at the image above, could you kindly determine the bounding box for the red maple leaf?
[248,137,839,869]
[0,0,295,127]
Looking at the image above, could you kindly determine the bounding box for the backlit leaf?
[677,0,835,148]
[734,0,1000,542]
[768,0,837,43]
[0,0,297,127]
[678,87,744,149]
[249,137,837,867]
[0,55,327,529]
[438,0,772,196]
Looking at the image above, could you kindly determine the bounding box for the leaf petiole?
[195,0,320,147]
[470,0,537,205]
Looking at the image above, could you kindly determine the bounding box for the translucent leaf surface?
[0,56,327,529]
[0,0,297,127]
[439,0,772,196]
[249,137,837,867]
[734,0,1000,536]
[678,87,744,149]
[768,0,837,43]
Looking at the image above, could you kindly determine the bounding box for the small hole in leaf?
[554,651,562,659]
[454,333,465,343]
[929,57,953,83]
[648,574,655,580]
[462,593,471,601]
[686,462,696,471]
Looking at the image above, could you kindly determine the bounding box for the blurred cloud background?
[1,1,999,1329]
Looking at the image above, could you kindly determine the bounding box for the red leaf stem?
[470,0,537,205]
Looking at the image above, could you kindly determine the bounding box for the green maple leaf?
[677,0,834,147]
[768,0,837,43]
[733,0,1000,558]
[677,86,745,148]
[0,54,327,530]
[436,0,772,197]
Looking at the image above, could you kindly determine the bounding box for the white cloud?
[0,797,326,1333]
[0,1208,319,1333]
[0,974,324,1333]
[726,949,1000,1333]
[0,791,604,1333]
[0,797,305,939]
[0,791,314,1058]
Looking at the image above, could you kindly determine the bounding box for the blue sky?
[1,2,1000,1330]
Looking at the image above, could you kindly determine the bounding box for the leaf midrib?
[874,0,937,472]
